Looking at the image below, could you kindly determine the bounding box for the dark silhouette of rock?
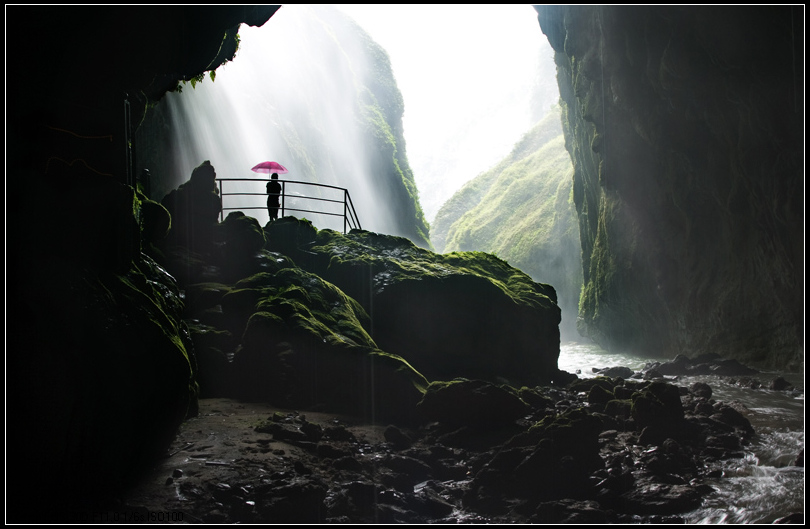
[596,366,636,378]
[769,376,795,391]
[417,379,530,429]
[690,381,713,399]
[160,160,223,256]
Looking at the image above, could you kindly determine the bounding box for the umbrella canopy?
[251,161,288,174]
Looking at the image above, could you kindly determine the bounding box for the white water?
[560,341,805,523]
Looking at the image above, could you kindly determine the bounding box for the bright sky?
[332,4,555,221]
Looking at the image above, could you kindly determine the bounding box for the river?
[559,341,805,523]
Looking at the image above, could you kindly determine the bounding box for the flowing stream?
[559,341,805,523]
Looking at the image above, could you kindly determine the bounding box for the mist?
[158,5,411,234]
[335,4,559,223]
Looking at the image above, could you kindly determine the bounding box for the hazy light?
[162,4,554,232]
[334,4,554,222]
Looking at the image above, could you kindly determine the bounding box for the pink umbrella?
[251,161,289,174]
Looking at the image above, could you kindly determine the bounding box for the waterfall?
[155,5,409,235]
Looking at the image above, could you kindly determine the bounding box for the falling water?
[561,342,805,523]
[157,5,408,233]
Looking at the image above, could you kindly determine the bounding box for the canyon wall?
[534,6,803,368]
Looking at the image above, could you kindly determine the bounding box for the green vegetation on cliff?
[431,107,582,339]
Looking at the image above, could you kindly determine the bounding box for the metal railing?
[216,178,361,233]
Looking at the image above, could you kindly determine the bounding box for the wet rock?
[643,369,664,380]
[596,366,635,379]
[416,379,530,429]
[730,376,763,389]
[255,421,309,442]
[710,403,755,439]
[770,377,794,391]
[384,425,414,449]
[300,420,323,442]
[470,408,604,504]
[517,386,556,410]
[588,384,615,406]
[689,382,712,399]
[531,499,609,523]
[322,425,357,443]
[613,384,637,400]
[569,376,615,394]
[253,476,328,523]
[381,455,433,482]
[619,482,703,515]
[403,485,455,519]
[653,354,759,377]
[333,456,364,472]
[631,381,684,429]
[374,503,419,523]
[603,399,633,420]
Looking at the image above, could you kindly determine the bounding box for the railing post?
[219,180,224,222]
[344,189,348,234]
[282,181,286,218]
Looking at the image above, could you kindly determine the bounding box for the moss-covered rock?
[416,379,530,429]
[471,407,604,502]
[264,222,562,386]
[231,267,427,423]
[631,381,685,428]
[8,252,198,513]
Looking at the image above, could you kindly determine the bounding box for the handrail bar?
[220,191,345,207]
[215,177,361,233]
[220,205,348,219]
[216,178,351,193]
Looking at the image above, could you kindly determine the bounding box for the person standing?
[266,172,282,221]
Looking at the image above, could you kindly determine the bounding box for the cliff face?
[432,107,581,340]
[535,6,803,368]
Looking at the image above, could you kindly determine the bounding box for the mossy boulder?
[416,379,531,429]
[8,253,198,510]
[471,408,604,502]
[215,211,267,281]
[231,267,427,423]
[262,218,562,386]
[631,381,685,438]
[137,190,172,263]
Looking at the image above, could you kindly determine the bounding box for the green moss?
[431,106,582,336]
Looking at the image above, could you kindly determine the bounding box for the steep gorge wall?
[534,6,803,368]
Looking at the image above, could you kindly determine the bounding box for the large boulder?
[416,379,531,429]
[160,160,223,257]
[8,252,198,520]
[265,218,562,386]
[230,267,428,424]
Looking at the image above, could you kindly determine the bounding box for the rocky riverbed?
[97,365,801,524]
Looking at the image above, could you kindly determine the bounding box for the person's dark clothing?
[267,180,282,220]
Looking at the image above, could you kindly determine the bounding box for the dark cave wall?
[535,6,803,368]
[6,6,282,520]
